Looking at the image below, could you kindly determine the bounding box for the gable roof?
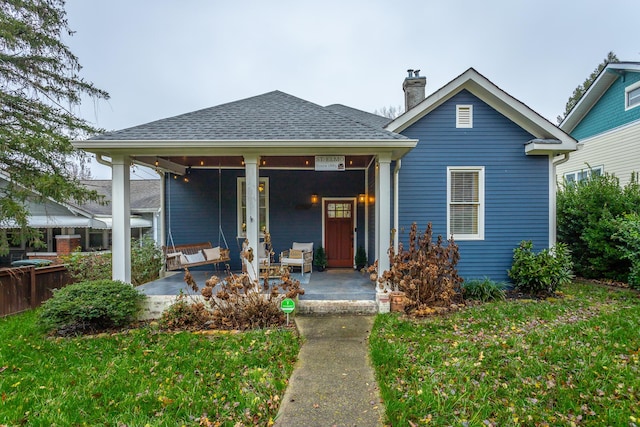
[386,68,576,155]
[560,62,640,133]
[91,91,403,142]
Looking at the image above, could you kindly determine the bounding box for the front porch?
[137,268,379,318]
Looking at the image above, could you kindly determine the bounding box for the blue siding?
[367,162,376,265]
[573,72,640,139]
[166,169,365,271]
[399,90,549,281]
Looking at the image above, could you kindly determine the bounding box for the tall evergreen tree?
[0,0,108,254]
[557,51,619,124]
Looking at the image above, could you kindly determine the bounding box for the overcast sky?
[64,0,640,179]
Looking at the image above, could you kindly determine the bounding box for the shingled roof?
[74,180,160,215]
[91,91,405,141]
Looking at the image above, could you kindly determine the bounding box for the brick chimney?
[403,69,426,112]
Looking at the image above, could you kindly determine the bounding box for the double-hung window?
[626,81,640,110]
[447,167,484,240]
[237,177,269,236]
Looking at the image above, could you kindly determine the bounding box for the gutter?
[94,154,112,167]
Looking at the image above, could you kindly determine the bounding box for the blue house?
[557,62,640,185]
[74,68,575,292]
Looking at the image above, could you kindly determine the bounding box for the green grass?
[370,281,640,426]
[0,310,300,426]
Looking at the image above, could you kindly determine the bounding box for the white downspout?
[393,159,401,253]
[550,153,570,247]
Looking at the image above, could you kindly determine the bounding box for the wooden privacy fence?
[0,265,72,317]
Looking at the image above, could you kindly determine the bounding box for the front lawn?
[370,281,640,426]
[0,310,300,426]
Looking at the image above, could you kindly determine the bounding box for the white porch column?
[244,155,260,280]
[377,153,392,278]
[111,155,131,283]
[159,173,166,249]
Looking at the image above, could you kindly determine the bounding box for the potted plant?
[354,245,367,271]
[314,246,328,272]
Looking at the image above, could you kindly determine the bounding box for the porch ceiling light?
[310,193,319,205]
[358,194,366,204]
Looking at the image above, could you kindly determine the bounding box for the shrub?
[508,241,574,295]
[462,277,506,302]
[612,213,640,289]
[131,236,163,285]
[354,245,367,270]
[63,237,162,286]
[63,250,112,282]
[38,279,145,335]
[159,298,211,330]
[557,173,640,281]
[314,246,327,271]
[374,222,463,312]
[160,265,306,331]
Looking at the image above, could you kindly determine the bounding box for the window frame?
[563,165,603,183]
[237,177,269,237]
[625,81,640,110]
[447,166,485,240]
[456,104,473,128]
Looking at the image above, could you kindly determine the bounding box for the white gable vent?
[456,105,473,128]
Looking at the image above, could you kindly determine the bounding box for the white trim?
[243,156,260,280]
[74,139,419,161]
[446,166,485,240]
[321,197,358,268]
[111,155,131,283]
[625,80,640,111]
[236,177,269,238]
[377,154,392,276]
[549,156,556,247]
[456,105,473,128]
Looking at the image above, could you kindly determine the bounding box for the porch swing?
[162,167,231,271]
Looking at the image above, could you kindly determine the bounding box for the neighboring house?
[0,175,160,266]
[74,68,575,286]
[557,62,640,185]
[77,180,161,248]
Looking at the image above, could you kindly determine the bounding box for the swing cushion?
[184,251,206,264]
[203,247,221,261]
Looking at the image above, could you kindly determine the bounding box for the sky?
[63,0,640,179]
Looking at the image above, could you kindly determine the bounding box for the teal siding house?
[75,68,575,295]
[557,62,640,184]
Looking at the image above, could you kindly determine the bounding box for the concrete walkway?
[274,315,384,427]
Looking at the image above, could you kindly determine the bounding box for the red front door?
[324,200,354,268]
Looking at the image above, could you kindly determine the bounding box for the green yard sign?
[281,298,295,314]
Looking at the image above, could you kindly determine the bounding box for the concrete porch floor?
[137,268,379,315]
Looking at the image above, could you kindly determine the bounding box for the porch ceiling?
[133,154,374,171]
